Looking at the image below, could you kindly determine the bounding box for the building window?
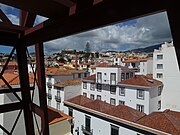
[111,125,119,135]
[119,87,125,96]
[48,77,52,81]
[97,72,102,83]
[90,83,95,90]
[48,99,51,106]
[110,98,116,105]
[121,73,125,80]
[126,73,129,79]
[78,73,81,78]
[97,84,102,92]
[158,100,161,110]
[158,86,162,96]
[110,86,116,94]
[90,94,94,100]
[56,102,60,110]
[157,73,163,78]
[48,89,51,94]
[157,64,163,69]
[137,89,144,100]
[83,82,87,89]
[85,116,91,132]
[137,104,144,112]
[83,92,87,97]
[97,95,101,100]
[157,54,163,60]
[57,90,60,97]
[110,73,116,84]
[119,100,125,105]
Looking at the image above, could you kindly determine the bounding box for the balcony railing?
[46,93,52,99]
[47,82,52,88]
[55,95,61,102]
[81,125,93,135]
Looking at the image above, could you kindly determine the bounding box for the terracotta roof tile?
[54,78,82,87]
[83,100,114,113]
[46,67,86,76]
[137,110,180,135]
[90,65,96,69]
[48,106,73,125]
[66,96,145,122]
[66,95,93,106]
[83,74,96,81]
[106,105,146,122]
[124,58,152,63]
[119,75,162,87]
[0,72,35,87]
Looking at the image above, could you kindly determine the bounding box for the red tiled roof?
[66,95,93,106]
[106,105,145,122]
[48,106,73,125]
[0,72,35,87]
[119,75,162,87]
[137,110,180,135]
[83,74,96,81]
[83,100,114,113]
[90,65,96,69]
[66,96,145,122]
[54,78,82,87]
[46,67,86,76]
[124,58,152,63]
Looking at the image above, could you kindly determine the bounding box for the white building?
[113,56,124,66]
[64,95,179,135]
[153,41,180,111]
[138,58,153,75]
[82,63,163,114]
[47,78,82,112]
[46,67,89,110]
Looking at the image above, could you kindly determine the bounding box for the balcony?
[55,95,61,102]
[46,93,52,99]
[81,125,93,135]
[47,82,52,88]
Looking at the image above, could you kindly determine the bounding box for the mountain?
[129,44,162,53]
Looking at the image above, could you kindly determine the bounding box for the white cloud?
[44,11,172,54]
[6,14,19,25]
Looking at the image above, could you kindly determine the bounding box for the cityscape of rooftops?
[1,2,180,135]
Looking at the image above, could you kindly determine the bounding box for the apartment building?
[153,42,180,112]
[46,67,89,109]
[82,63,163,114]
[64,95,180,135]
[48,78,82,112]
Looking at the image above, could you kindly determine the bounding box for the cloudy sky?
[0,3,172,54]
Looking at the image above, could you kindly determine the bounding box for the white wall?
[149,86,161,113]
[64,107,138,135]
[96,67,121,85]
[153,42,180,111]
[139,60,153,75]
[82,81,159,114]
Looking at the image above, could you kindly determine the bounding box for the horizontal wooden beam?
[0,0,74,18]
[0,102,23,113]
[0,22,25,34]
[0,87,34,94]
[23,0,168,46]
